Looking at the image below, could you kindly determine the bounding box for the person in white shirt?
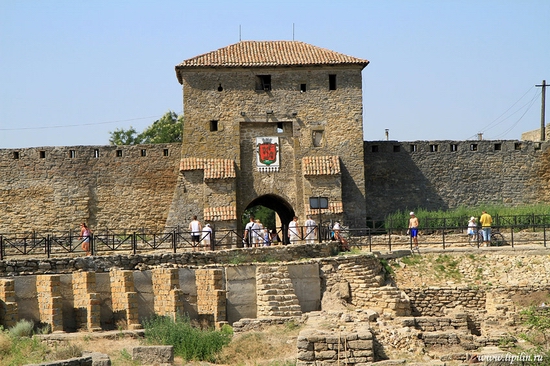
[467,216,477,244]
[288,216,300,244]
[243,215,256,248]
[305,215,317,244]
[188,216,202,250]
[202,223,213,251]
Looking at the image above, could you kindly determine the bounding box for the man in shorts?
[189,215,202,249]
[408,212,419,249]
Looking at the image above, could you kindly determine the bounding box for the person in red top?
[79,222,92,256]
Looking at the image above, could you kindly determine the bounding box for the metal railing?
[0,222,548,259]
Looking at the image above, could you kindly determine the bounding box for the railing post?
[544,224,547,248]
[510,226,514,248]
[368,228,372,252]
[47,234,51,259]
[388,226,392,253]
[172,230,177,253]
[0,235,3,261]
[132,232,137,255]
[90,234,94,256]
[442,219,446,250]
[210,230,215,251]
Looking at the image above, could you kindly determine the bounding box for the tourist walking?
[79,222,92,256]
[244,215,259,248]
[305,215,317,244]
[288,216,300,244]
[202,223,213,251]
[189,216,202,250]
[467,216,477,244]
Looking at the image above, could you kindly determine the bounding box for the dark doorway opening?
[242,194,295,243]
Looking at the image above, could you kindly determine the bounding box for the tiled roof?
[302,156,341,176]
[305,201,344,215]
[176,40,369,71]
[180,158,236,180]
[204,206,237,221]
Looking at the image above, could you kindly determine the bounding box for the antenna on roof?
[239,25,241,42]
[292,23,295,41]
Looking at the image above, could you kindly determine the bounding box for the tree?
[108,126,140,145]
[109,111,183,145]
[241,206,276,230]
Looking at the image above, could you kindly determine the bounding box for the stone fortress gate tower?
[166,41,369,235]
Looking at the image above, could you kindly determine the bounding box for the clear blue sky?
[1,0,548,148]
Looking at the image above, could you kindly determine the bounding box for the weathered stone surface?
[131,345,174,364]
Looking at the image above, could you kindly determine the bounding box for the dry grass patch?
[215,322,301,366]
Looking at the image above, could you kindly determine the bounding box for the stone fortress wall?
[364,139,550,220]
[0,143,181,233]
[1,139,549,233]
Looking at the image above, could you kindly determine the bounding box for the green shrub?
[143,315,232,362]
[9,320,34,338]
[384,204,550,230]
[0,331,49,365]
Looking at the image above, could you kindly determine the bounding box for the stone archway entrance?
[244,194,295,243]
[244,193,295,229]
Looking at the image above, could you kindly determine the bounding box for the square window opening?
[429,144,439,152]
[277,122,284,133]
[494,143,502,151]
[141,149,147,157]
[313,130,324,147]
[39,151,46,158]
[515,143,522,150]
[13,151,20,159]
[410,144,417,152]
[470,144,478,151]
[94,149,100,158]
[300,84,307,93]
[116,150,123,157]
[210,120,219,132]
[163,149,169,156]
[450,144,458,152]
[371,145,379,153]
[329,74,337,90]
[69,150,76,158]
[255,75,271,91]
[393,145,401,152]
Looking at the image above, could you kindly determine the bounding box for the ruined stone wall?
[0,243,336,276]
[36,275,63,332]
[0,279,17,328]
[72,271,101,331]
[403,285,550,317]
[152,268,184,319]
[364,140,550,220]
[296,328,375,365]
[196,268,226,325]
[0,144,181,233]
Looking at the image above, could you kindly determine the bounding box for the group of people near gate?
[243,214,349,250]
[77,209,495,256]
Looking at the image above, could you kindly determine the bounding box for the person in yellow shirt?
[479,210,492,246]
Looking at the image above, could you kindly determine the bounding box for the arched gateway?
[165,41,369,240]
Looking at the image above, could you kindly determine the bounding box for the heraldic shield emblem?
[256,137,280,172]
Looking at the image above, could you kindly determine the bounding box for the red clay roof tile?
[176,41,369,75]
